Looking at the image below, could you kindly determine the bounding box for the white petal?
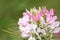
[23,15,29,22]
[18,18,28,26]
[37,28,41,33]
[52,27,60,33]
[31,24,37,30]
[18,15,30,26]
[28,36,36,40]
[18,18,23,25]
[48,21,60,29]
[37,28,46,35]
[41,29,46,35]
[19,25,31,33]
[40,17,45,25]
[19,26,25,32]
[21,32,30,38]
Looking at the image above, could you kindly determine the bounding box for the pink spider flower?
[18,6,60,40]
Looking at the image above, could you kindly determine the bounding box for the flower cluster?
[18,6,60,40]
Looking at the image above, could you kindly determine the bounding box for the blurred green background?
[0,0,60,40]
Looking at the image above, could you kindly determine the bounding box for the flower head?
[18,6,60,40]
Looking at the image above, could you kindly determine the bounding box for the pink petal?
[23,12,28,16]
[35,12,41,21]
[50,9,54,16]
[31,15,35,21]
[42,6,49,16]
[46,15,51,23]
[48,16,57,24]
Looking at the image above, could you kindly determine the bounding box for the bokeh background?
[0,0,60,40]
